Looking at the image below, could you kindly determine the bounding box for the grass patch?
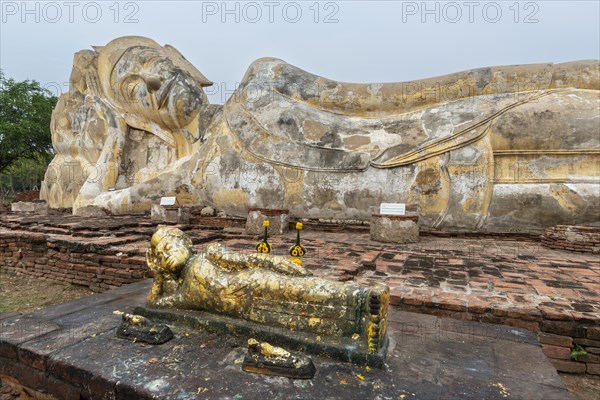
[0,272,94,313]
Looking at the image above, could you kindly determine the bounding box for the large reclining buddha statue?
[41,36,600,229]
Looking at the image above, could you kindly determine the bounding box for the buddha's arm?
[206,244,311,277]
[73,99,127,208]
[251,253,311,277]
[261,59,598,117]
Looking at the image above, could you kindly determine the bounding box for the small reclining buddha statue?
[145,226,389,353]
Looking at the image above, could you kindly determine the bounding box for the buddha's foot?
[366,283,390,353]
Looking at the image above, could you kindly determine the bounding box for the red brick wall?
[539,326,600,375]
[0,231,147,292]
[542,226,600,253]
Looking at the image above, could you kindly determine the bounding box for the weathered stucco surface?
[41,36,600,230]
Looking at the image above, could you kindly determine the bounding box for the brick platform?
[1,212,599,375]
[221,231,600,376]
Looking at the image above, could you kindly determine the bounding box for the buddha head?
[95,36,213,130]
[147,226,194,275]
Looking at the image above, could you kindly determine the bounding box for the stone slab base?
[370,214,419,243]
[245,208,289,236]
[0,281,573,399]
[134,306,388,368]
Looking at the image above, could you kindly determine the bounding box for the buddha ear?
[164,44,213,87]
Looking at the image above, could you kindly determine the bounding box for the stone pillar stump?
[151,205,191,224]
[11,201,49,215]
[73,206,108,217]
[245,208,290,236]
[370,214,419,243]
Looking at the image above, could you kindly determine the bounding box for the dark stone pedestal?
[242,338,316,379]
[115,313,174,344]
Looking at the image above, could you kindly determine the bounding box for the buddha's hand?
[146,248,161,274]
[205,243,311,276]
[163,245,190,271]
[267,256,311,277]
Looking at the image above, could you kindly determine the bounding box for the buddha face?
[110,46,207,130]
[147,227,193,274]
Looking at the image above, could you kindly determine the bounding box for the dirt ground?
[0,272,95,399]
[0,379,20,400]
[560,373,600,400]
[0,272,598,399]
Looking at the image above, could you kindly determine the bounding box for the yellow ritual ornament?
[289,222,306,259]
[256,219,273,253]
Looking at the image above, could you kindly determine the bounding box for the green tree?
[0,70,57,173]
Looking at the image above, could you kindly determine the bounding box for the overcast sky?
[1,0,599,103]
